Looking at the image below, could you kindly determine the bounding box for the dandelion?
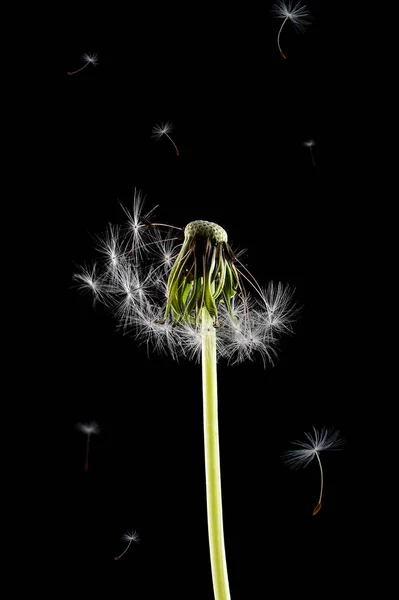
[114,530,140,560]
[67,53,98,76]
[75,421,101,472]
[75,191,298,599]
[271,1,311,59]
[152,122,180,156]
[282,426,344,515]
[302,139,316,167]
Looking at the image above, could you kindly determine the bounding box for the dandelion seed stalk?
[84,433,91,472]
[75,421,100,472]
[312,451,323,515]
[202,307,230,600]
[166,220,234,599]
[277,18,288,59]
[67,53,98,76]
[272,1,312,60]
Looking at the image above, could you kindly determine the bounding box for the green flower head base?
[164,220,240,327]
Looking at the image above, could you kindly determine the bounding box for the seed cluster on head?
[73,191,297,365]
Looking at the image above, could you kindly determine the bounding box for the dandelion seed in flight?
[75,421,101,472]
[281,426,344,515]
[67,53,98,75]
[302,139,316,167]
[152,121,180,156]
[271,1,311,59]
[114,530,140,560]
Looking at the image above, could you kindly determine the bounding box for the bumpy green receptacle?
[184,220,228,244]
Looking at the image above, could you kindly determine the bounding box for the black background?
[45,3,363,597]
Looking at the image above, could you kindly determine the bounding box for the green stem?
[202,308,231,600]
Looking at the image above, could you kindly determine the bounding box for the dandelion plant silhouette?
[282,426,344,515]
[74,189,297,599]
[271,1,311,59]
[152,122,180,156]
[75,421,101,472]
[67,53,98,75]
[114,530,140,560]
[302,139,316,167]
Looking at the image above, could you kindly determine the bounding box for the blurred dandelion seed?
[282,426,344,515]
[75,421,101,472]
[272,1,312,59]
[152,121,180,156]
[67,53,98,75]
[75,191,298,599]
[114,530,140,560]
[302,139,316,167]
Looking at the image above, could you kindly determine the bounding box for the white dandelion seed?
[75,421,101,472]
[272,1,312,59]
[148,227,182,273]
[302,139,316,167]
[152,121,180,156]
[257,282,297,338]
[72,263,108,305]
[219,302,279,366]
[282,426,344,515]
[111,264,148,328]
[119,189,158,259]
[67,53,98,75]
[114,530,140,561]
[129,302,180,359]
[94,223,125,277]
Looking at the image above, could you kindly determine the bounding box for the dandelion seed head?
[76,421,101,435]
[75,191,298,367]
[152,121,173,139]
[82,53,98,65]
[282,426,344,470]
[122,530,140,543]
[272,0,312,32]
[303,139,316,147]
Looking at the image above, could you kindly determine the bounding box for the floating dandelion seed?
[282,426,344,515]
[114,530,140,560]
[75,421,101,472]
[67,53,98,75]
[272,1,312,59]
[75,191,298,599]
[152,122,180,156]
[302,139,316,167]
